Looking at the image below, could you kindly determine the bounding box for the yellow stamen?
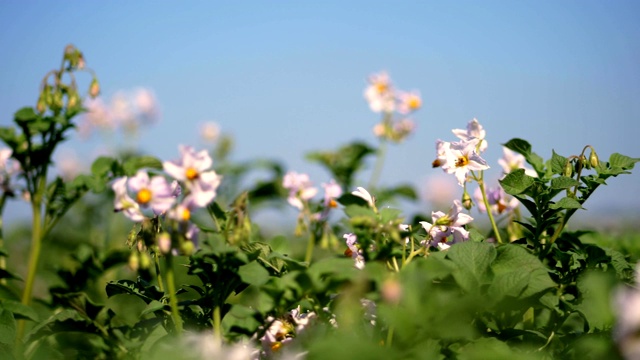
[271,342,282,352]
[455,156,469,167]
[185,167,199,180]
[375,82,387,93]
[329,199,338,208]
[181,208,191,221]
[408,97,421,110]
[136,189,152,204]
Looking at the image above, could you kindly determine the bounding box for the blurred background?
[1,0,639,231]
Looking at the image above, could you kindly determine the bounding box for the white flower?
[127,170,175,215]
[452,118,488,153]
[112,177,144,222]
[613,265,640,359]
[283,171,318,210]
[352,187,375,208]
[420,200,473,247]
[498,147,538,177]
[364,71,395,113]
[344,233,365,270]
[396,90,422,114]
[441,138,490,186]
[163,145,223,207]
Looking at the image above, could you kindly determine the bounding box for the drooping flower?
[498,147,538,177]
[473,185,519,215]
[112,177,144,222]
[452,118,488,153]
[420,200,473,247]
[364,71,395,113]
[282,171,318,210]
[163,145,223,207]
[396,90,422,114]
[352,187,375,208]
[127,170,175,215]
[441,138,490,186]
[344,233,365,270]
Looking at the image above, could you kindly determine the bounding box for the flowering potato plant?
[1,47,639,360]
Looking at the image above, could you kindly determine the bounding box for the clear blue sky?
[1,1,639,225]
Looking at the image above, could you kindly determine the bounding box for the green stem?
[477,173,503,244]
[304,230,316,265]
[165,254,183,334]
[213,306,222,343]
[16,198,44,343]
[386,325,394,347]
[154,254,165,292]
[369,139,388,189]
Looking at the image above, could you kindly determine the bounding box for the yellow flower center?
[271,342,283,352]
[375,82,388,93]
[328,199,338,208]
[136,188,152,204]
[455,155,469,168]
[408,97,421,110]
[181,208,191,221]
[185,167,199,180]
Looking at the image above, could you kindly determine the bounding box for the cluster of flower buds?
[364,71,421,143]
[113,145,222,260]
[36,44,99,115]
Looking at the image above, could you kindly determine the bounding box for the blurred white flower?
[498,147,538,177]
[396,90,422,114]
[614,265,640,360]
[200,121,221,143]
[452,118,488,153]
[364,71,395,113]
[283,171,318,210]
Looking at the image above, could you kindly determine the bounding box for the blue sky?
[1,1,639,226]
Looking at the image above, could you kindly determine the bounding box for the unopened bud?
[462,190,473,210]
[139,252,151,269]
[580,155,590,170]
[67,91,80,109]
[52,91,64,111]
[381,278,402,305]
[589,150,599,168]
[89,78,100,98]
[181,240,195,256]
[575,156,583,174]
[563,161,573,177]
[36,96,47,114]
[128,252,140,271]
[157,232,172,254]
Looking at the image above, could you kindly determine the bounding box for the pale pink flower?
[344,233,365,270]
[0,148,21,194]
[420,200,473,247]
[322,179,342,208]
[163,145,223,207]
[364,71,395,113]
[200,121,221,143]
[498,147,538,177]
[441,138,490,186]
[127,170,175,215]
[396,90,422,114]
[134,88,159,123]
[452,118,488,153]
[112,177,144,222]
[473,184,519,215]
[283,171,318,210]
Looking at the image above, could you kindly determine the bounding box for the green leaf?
[0,299,38,322]
[549,197,583,210]
[550,150,568,175]
[499,169,535,195]
[91,156,117,177]
[122,155,163,176]
[490,245,556,302]
[14,107,38,123]
[140,300,167,316]
[379,207,402,223]
[238,261,270,286]
[609,153,640,170]
[550,176,580,190]
[503,138,545,175]
[337,193,369,207]
[447,242,496,292]
[0,309,16,344]
[344,204,376,219]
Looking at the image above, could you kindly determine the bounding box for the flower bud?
[89,78,100,98]
[36,95,47,114]
[575,156,583,174]
[181,240,195,256]
[157,232,172,254]
[128,252,140,271]
[381,278,402,305]
[52,91,64,111]
[67,90,80,109]
[462,190,473,210]
[139,252,151,270]
[589,150,599,168]
[580,155,590,170]
[563,161,573,177]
